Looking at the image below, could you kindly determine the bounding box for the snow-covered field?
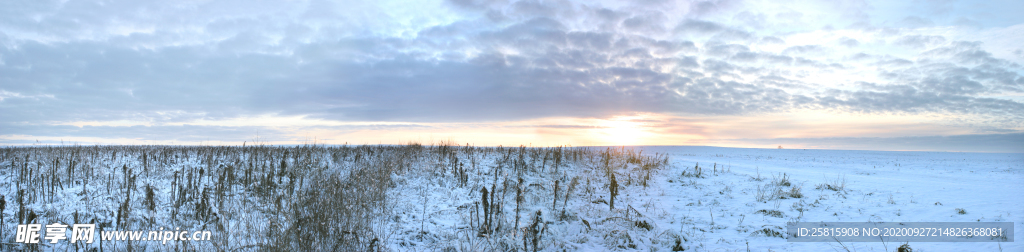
[0,145,1020,251]
[636,146,1023,251]
[389,146,1022,252]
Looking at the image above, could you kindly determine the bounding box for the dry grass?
[815,174,847,192]
[0,143,671,251]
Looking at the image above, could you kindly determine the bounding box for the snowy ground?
[0,145,1020,251]
[386,146,1022,251]
[636,146,1023,251]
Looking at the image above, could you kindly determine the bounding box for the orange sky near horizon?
[4,109,985,151]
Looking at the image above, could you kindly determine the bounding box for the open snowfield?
[386,146,1022,252]
[0,145,1020,251]
[637,146,1024,251]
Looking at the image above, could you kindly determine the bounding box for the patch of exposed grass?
[750,225,784,238]
[755,209,785,218]
[815,174,847,192]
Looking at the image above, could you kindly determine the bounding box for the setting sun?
[596,116,650,146]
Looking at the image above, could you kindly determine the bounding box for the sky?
[1,0,1022,152]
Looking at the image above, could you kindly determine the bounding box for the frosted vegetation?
[0,143,1019,251]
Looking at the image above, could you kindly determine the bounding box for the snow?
[1,145,1020,251]
[633,146,1023,251]
[385,146,1023,251]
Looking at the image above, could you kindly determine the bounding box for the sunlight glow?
[595,115,652,146]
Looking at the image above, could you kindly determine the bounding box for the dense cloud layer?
[0,0,1022,146]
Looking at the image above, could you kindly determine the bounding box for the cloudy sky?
[1,0,1022,152]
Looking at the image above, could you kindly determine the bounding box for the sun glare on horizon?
[595,115,651,146]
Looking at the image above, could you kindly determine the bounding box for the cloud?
[782,45,826,55]
[0,0,1022,145]
[895,34,947,48]
[675,19,726,34]
[837,36,859,47]
[0,123,286,142]
[447,0,507,10]
[621,11,668,33]
[674,19,754,42]
[898,16,935,28]
[0,121,437,144]
[687,0,738,17]
[760,36,785,44]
